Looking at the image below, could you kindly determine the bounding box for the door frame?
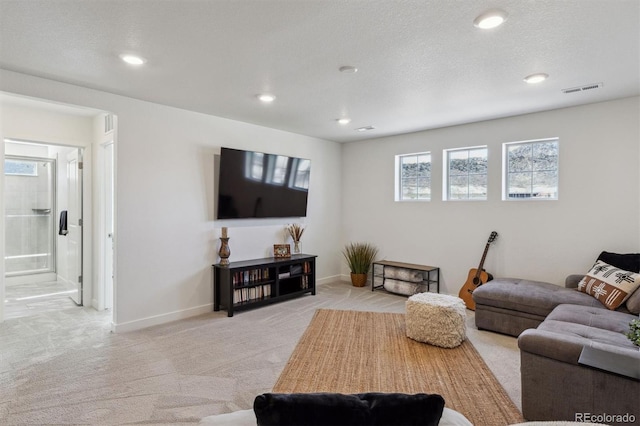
[1,138,93,321]
[97,140,114,311]
[93,112,117,320]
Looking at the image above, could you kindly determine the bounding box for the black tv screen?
[216,147,311,219]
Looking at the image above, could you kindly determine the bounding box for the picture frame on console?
[274,244,291,258]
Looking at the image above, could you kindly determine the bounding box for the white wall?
[0,103,94,145]
[3,69,636,331]
[0,70,343,331]
[341,97,640,295]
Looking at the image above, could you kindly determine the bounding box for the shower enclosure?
[4,155,56,276]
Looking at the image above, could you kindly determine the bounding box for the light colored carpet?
[0,281,520,424]
[273,309,523,425]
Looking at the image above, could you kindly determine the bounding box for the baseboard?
[338,274,351,282]
[112,275,347,332]
[317,274,342,285]
[111,303,213,333]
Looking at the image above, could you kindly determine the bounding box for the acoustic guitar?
[458,231,498,310]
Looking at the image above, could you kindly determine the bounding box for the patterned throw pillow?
[578,260,640,310]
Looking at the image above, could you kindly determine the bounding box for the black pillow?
[597,251,640,273]
[359,392,445,426]
[253,392,445,426]
[254,393,370,426]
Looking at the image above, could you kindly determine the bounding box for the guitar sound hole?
[472,277,482,286]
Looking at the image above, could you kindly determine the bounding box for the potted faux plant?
[342,242,379,287]
[287,224,305,254]
[626,318,640,346]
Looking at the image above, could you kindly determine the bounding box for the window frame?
[443,145,488,201]
[502,138,559,201]
[394,151,431,202]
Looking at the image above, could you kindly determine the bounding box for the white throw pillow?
[199,409,255,426]
[577,260,640,310]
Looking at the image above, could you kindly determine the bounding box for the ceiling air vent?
[562,82,603,94]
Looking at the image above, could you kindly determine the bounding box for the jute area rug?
[273,309,524,425]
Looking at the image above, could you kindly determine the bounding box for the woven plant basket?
[350,273,368,287]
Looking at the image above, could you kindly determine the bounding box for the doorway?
[3,140,84,319]
[0,95,116,326]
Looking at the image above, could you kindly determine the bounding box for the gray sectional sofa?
[518,304,639,424]
[471,251,640,424]
[473,275,609,337]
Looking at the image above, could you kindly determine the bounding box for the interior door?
[67,149,83,305]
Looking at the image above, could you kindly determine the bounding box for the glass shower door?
[4,156,56,276]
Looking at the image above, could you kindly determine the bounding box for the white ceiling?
[1,0,638,143]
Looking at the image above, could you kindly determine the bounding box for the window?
[4,159,38,176]
[503,138,558,200]
[395,152,431,201]
[444,146,488,200]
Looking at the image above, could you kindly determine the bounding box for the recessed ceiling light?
[337,118,351,125]
[356,126,375,132]
[524,73,549,84]
[257,94,276,103]
[119,54,146,65]
[473,9,508,29]
[339,66,358,74]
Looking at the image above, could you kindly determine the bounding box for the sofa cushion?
[253,392,445,426]
[577,260,640,310]
[625,287,640,314]
[200,408,473,426]
[518,305,638,364]
[545,303,635,334]
[473,278,603,317]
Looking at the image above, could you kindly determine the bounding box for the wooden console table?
[372,260,439,294]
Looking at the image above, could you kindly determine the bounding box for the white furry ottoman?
[405,293,467,348]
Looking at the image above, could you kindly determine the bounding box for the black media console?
[213,254,316,317]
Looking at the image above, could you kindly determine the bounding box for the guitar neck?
[474,244,491,278]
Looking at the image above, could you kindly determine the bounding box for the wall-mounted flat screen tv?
[216,147,311,219]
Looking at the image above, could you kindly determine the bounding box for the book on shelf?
[234,284,272,304]
[232,267,271,287]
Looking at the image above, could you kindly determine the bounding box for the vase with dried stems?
[287,224,305,253]
[342,242,379,287]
